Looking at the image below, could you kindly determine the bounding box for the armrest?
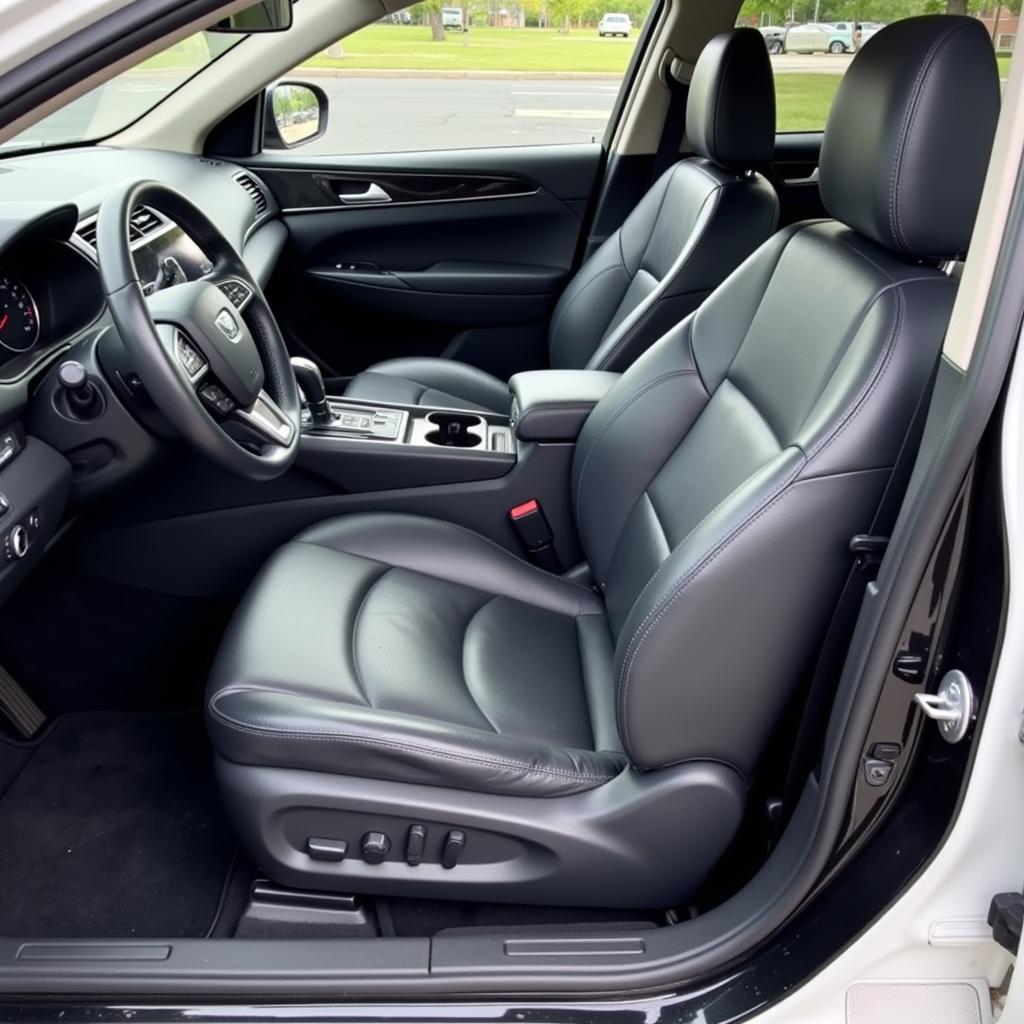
[509,370,620,442]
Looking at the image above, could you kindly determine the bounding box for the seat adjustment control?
[361,831,391,864]
[406,824,426,867]
[306,837,348,862]
[441,829,466,869]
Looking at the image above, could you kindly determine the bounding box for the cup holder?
[424,412,483,448]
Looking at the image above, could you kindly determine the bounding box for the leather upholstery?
[685,27,776,170]
[509,369,620,441]
[574,220,959,772]
[208,13,997,875]
[342,29,779,414]
[208,514,626,797]
[819,15,999,259]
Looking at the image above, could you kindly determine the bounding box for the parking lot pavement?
[300,76,622,154]
[771,53,853,73]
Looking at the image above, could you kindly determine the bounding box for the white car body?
[598,12,631,36]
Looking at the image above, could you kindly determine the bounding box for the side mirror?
[210,0,293,33]
[264,82,328,149]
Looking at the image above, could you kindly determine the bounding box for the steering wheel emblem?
[215,308,240,342]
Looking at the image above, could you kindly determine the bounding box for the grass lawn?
[774,73,842,132]
[302,24,639,73]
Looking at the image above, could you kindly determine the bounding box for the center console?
[307,403,513,454]
[297,398,516,492]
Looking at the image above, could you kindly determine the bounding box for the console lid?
[509,370,619,442]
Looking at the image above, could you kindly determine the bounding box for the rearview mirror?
[264,82,328,149]
[209,0,293,33]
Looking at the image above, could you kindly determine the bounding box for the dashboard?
[0,144,287,604]
[0,241,104,382]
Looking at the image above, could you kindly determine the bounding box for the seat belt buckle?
[508,500,561,572]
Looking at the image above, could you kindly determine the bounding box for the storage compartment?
[424,412,485,449]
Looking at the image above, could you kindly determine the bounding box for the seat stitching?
[296,525,597,608]
[622,451,800,626]
[805,287,904,464]
[594,185,724,372]
[616,459,804,755]
[459,595,503,735]
[573,369,702,540]
[349,566,391,709]
[209,699,623,783]
[889,24,963,250]
[617,282,907,757]
[548,264,629,356]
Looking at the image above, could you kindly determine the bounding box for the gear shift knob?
[290,357,332,425]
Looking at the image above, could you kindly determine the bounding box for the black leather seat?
[341,27,779,414]
[208,16,1000,908]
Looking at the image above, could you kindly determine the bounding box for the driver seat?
[207,16,999,908]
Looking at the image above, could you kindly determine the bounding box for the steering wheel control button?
[306,837,348,862]
[361,831,391,865]
[175,335,208,380]
[405,825,427,867]
[441,829,466,869]
[198,382,235,416]
[219,280,253,309]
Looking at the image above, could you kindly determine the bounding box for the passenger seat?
[342,27,780,414]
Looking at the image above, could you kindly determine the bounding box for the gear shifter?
[290,357,333,426]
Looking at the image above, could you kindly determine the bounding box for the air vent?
[75,219,98,250]
[234,173,269,215]
[128,206,164,242]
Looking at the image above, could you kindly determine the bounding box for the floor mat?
[0,712,237,938]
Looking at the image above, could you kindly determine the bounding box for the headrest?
[819,16,1000,260]
[685,28,776,171]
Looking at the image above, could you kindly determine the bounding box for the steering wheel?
[97,180,300,480]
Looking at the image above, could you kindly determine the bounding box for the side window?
[283,1,653,155]
[736,3,1008,133]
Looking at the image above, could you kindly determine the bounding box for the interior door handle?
[337,183,392,205]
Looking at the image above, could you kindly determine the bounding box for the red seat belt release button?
[507,495,557,569]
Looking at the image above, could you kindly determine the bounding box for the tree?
[412,0,447,40]
[548,0,586,32]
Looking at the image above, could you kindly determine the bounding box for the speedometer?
[0,274,39,354]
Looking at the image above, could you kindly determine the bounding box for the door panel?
[250,144,601,381]
[768,132,828,227]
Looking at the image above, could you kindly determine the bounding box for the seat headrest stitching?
[888,23,965,253]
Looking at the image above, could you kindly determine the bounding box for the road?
[5,54,853,155]
[302,77,624,153]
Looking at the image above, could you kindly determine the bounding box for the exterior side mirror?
[263,82,328,150]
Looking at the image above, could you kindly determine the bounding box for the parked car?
[828,21,862,52]
[598,12,632,36]
[441,6,463,30]
[760,24,787,53]
[781,22,833,53]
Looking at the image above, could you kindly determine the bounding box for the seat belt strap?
[652,51,690,181]
[777,357,941,827]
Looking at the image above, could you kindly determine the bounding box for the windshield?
[1,31,242,155]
